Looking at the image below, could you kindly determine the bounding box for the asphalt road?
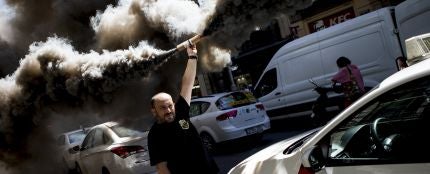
[212,117,316,174]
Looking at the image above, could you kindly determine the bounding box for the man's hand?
[186,41,198,58]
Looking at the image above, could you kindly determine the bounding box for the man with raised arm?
[147,42,219,174]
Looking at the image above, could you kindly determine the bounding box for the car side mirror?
[71,145,81,153]
[302,146,326,172]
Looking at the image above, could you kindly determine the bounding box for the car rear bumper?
[216,118,271,142]
[108,152,157,174]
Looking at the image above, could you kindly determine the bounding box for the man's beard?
[164,112,175,123]
[155,110,175,123]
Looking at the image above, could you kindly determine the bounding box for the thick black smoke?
[0,40,19,76]
[0,0,119,77]
[0,37,179,173]
[204,0,313,54]
[6,0,118,50]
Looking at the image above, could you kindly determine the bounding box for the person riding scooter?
[309,79,342,126]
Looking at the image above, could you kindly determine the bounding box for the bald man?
[147,43,219,174]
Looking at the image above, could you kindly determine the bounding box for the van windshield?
[216,91,257,110]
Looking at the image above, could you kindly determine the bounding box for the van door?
[280,50,324,109]
[254,67,282,112]
[319,26,394,85]
[319,8,401,89]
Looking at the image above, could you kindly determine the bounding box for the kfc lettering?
[330,12,352,25]
[308,7,356,33]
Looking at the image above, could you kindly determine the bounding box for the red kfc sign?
[308,7,356,33]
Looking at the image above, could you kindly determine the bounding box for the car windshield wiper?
[283,130,318,154]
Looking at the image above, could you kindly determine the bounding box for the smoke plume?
[203,0,313,55]
[0,0,314,173]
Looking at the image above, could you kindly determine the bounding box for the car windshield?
[216,91,257,110]
[111,125,144,138]
[68,131,87,144]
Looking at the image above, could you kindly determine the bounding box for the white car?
[190,91,271,151]
[75,121,156,174]
[229,58,430,174]
[57,127,90,173]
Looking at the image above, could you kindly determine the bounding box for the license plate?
[245,126,262,135]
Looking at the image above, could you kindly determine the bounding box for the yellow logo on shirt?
[179,119,189,130]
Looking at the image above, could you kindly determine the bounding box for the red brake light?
[298,165,315,174]
[256,104,265,110]
[110,146,146,158]
[216,110,237,121]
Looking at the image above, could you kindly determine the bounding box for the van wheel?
[200,133,216,153]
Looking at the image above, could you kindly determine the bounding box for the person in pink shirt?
[331,56,365,107]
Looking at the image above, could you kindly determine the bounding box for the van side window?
[254,68,277,98]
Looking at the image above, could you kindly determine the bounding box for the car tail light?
[216,110,237,121]
[110,146,146,159]
[256,104,265,110]
[298,165,314,174]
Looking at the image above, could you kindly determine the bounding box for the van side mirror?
[302,146,326,172]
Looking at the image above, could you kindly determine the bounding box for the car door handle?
[275,92,281,96]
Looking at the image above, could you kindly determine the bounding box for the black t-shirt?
[148,96,219,174]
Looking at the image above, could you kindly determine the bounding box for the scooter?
[308,79,338,126]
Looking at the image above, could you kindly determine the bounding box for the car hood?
[228,128,319,174]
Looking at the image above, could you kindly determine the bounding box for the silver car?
[190,91,271,151]
[229,56,430,173]
[75,121,156,174]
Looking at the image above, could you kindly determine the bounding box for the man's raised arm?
[179,42,198,104]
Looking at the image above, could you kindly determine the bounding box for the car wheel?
[200,133,216,153]
[102,167,110,174]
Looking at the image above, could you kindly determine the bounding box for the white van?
[254,0,430,119]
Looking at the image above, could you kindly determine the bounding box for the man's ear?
[150,107,156,117]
